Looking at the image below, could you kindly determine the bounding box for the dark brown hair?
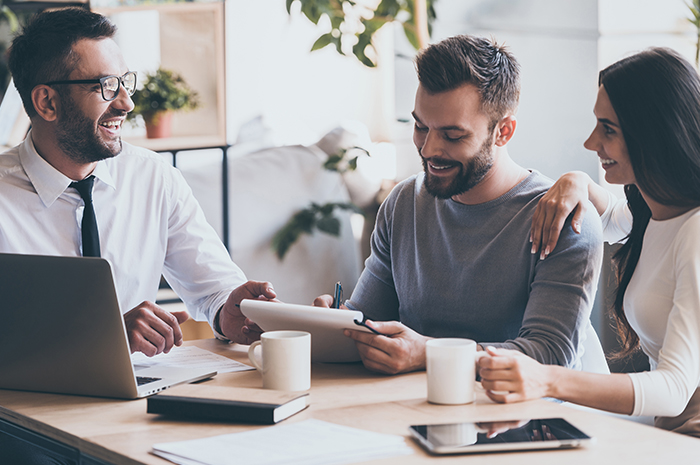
[602,48,700,358]
[414,35,520,124]
[8,7,116,117]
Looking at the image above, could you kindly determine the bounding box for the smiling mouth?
[424,157,460,171]
[429,162,455,170]
[600,158,617,165]
[100,120,122,130]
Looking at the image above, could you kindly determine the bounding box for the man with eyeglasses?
[0,7,272,360]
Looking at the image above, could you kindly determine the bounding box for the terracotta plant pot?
[144,112,173,139]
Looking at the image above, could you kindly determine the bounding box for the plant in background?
[688,0,700,66]
[0,6,18,33]
[286,0,437,67]
[323,145,369,172]
[128,67,199,125]
[272,146,369,260]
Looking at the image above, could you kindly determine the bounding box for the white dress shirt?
[0,131,246,326]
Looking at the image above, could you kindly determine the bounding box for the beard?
[55,93,124,164]
[421,136,494,199]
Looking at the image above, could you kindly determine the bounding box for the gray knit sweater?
[347,170,603,368]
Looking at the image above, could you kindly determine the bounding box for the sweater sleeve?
[484,207,604,368]
[629,216,700,417]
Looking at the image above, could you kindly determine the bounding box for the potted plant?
[271,146,369,260]
[128,67,199,139]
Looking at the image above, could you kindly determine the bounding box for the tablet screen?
[409,418,592,454]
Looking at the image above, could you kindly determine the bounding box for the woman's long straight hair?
[600,48,700,358]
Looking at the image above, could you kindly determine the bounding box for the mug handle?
[248,341,263,370]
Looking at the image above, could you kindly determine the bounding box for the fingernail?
[544,246,550,258]
[573,222,580,233]
[242,326,250,334]
[531,244,537,254]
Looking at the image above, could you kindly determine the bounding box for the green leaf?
[335,202,365,215]
[402,22,420,50]
[375,0,401,17]
[318,203,335,215]
[0,6,18,33]
[272,199,365,259]
[349,146,370,157]
[348,157,358,170]
[323,153,343,171]
[333,35,344,56]
[316,215,341,235]
[329,13,344,29]
[352,31,377,67]
[271,208,318,259]
[300,2,323,24]
[311,33,334,51]
[286,0,295,14]
[295,209,317,233]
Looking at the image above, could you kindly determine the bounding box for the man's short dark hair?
[8,7,117,117]
[415,35,520,124]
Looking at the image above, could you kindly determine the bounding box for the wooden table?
[1,339,699,464]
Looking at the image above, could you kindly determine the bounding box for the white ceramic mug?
[248,331,311,391]
[426,338,477,405]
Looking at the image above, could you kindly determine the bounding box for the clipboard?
[239,300,374,363]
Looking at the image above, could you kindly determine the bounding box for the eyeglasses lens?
[101,72,137,101]
[102,77,119,101]
[122,72,137,96]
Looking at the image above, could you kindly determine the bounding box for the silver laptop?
[0,253,216,399]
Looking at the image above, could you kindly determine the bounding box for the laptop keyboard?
[137,376,162,386]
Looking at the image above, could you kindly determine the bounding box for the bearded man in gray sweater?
[316,35,603,375]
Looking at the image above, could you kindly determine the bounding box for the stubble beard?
[55,92,123,164]
[421,136,495,199]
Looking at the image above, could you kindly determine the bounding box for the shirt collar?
[19,129,116,207]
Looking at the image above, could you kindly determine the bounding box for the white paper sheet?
[131,346,254,373]
[152,419,413,465]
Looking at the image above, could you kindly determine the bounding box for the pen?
[353,319,393,337]
[333,281,343,309]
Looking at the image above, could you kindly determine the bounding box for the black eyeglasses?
[44,71,137,102]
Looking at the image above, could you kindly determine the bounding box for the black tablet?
[409,418,593,455]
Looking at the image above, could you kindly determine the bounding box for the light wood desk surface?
[1,339,698,464]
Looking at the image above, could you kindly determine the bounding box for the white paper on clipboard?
[239,300,373,363]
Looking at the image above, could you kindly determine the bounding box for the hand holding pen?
[329,281,390,337]
[317,282,425,373]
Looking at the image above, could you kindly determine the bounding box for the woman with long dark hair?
[478,47,700,437]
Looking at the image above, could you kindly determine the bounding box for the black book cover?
[147,386,309,424]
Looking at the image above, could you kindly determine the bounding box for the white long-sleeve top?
[0,131,246,326]
[601,196,700,417]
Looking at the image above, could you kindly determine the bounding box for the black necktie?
[71,175,100,258]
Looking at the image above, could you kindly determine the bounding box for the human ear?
[31,85,59,122]
[494,116,516,146]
